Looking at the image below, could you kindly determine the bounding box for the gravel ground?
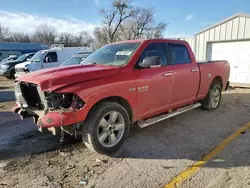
[0,76,250,188]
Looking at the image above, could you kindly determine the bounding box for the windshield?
[81,43,141,66]
[15,54,29,62]
[60,56,85,66]
[29,51,46,62]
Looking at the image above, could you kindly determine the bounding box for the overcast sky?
[0,0,250,37]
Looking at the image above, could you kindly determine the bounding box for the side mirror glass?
[139,56,161,68]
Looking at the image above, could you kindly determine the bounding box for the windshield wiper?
[90,61,102,65]
[82,61,114,66]
[82,61,102,65]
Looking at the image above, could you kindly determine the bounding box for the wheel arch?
[201,76,223,110]
[87,96,134,124]
[211,76,223,89]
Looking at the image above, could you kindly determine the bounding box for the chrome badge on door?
[138,86,149,92]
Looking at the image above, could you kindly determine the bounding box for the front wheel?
[201,83,222,110]
[82,102,130,155]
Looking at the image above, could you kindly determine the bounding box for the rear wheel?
[82,102,130,155]
[201,83,222,110]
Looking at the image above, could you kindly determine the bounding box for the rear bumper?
[13,104,90,128]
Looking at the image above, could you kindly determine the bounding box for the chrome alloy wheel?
[97,111,125,147]
[211,88,221,108]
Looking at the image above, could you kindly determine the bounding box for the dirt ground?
[1,76,250,188]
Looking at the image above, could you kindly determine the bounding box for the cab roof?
[112,38,187,44]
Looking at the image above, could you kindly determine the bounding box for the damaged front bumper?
[13,81,90,130]
[13,104,90,128]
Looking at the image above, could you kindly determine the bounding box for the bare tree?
[57,32,75,47]
[145,22,167,39]
[32,24,57,45]
[98,0,134,43]
[0,24,9,41]
[93,27,109,48]
[120,7,167,40]
[8,32,31,42]
[128,7,154,39]
[74,31,94,47]
[0,23,96,47]
[96,1,167,44]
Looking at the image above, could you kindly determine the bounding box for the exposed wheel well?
[212,76,223,88]
[89,96,133,123]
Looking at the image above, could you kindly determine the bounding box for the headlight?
[1,65,9,69]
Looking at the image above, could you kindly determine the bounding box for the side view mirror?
[139,56,161,68]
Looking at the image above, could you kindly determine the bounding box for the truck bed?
[197,60,230,101]
[197,60,227,64]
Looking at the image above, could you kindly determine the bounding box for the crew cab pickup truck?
[13,39,230,154]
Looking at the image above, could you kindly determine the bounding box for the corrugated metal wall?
[184,37,196,54]
[194,16,250,61]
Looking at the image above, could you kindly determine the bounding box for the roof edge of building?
[195,12,250,36]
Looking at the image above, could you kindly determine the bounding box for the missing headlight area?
[15,82,43,109]
[45,92,85,111]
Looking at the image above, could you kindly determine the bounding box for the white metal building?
[186,13,250,87]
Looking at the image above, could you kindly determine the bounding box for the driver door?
[134,42,174,120]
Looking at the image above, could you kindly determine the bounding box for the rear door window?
[169,44,191,64]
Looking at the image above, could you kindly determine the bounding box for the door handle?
[163,72,172,76]
[191,69,198,72]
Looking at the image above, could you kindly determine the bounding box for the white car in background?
[14,47,92,78]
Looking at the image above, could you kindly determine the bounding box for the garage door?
[207,41,250,86]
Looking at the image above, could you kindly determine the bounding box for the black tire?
[201,83,222,110]
[10,69,15,80]
[82,102,130,155]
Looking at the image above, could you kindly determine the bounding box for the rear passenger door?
[168,43,200,108]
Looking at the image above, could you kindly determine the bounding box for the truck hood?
[15,61,31,69]
[16,64,120,91]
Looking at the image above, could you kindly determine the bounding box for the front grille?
[14,82,43,109]
[14,83,28,106]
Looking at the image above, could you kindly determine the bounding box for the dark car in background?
[59,52,92,67]
[0,56,18,64]
[0,52,35,79]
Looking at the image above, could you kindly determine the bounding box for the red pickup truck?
[13,39,230,154]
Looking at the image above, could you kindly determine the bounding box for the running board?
[138,103,201,128]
